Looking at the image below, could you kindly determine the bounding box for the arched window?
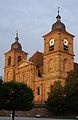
[37,86,40,95]
[18,56,22,62]
[8,56,11,65]
[38,69,41,77]
[7,71,11,81]
[36,65,42,77]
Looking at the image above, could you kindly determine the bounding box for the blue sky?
[0,0,78,76]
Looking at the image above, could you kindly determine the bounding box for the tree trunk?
[12,110,15,120]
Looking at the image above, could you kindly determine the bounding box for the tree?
[65,71,78,113]
[0,79,4,110]
[2,81,34,120]
[46,81,65,114]
[46,71,78,114]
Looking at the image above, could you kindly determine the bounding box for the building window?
[8,56,11,65]
[18,56,22,62]
[49,39,54,51]
[7,71,11,81]
[37,86,40,95]
[38,69,41,77]
[49,45,54,51]
[63,45,68,51]
[36,66,42,77]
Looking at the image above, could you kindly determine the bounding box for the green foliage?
[46,81,65,114]
[0,79,4,110]
[65,71,78,96]
[1,81,34,111]
[46,71,78,114]
[65,71,78,113]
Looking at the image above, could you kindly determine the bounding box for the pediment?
[19,62,28,68]
[16,60,34,68]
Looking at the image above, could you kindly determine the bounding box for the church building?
[4,11,78,104]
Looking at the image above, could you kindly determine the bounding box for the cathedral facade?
[4,12,77,104]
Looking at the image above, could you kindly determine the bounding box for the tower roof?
[52,9,66,31]
[11,31,22,51]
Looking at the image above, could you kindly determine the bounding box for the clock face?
[49,39,54,46]
[64,39,68,46]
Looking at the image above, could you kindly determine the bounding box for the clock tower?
[43,11,75,100]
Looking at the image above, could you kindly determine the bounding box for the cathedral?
[4,11,78,104]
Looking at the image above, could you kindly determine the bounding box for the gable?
[16,60,34,69]
[29,51,43,67]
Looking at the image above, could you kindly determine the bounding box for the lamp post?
[10,89,15,120]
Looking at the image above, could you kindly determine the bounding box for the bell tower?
[4,32,28,82]
[43,10,75,100]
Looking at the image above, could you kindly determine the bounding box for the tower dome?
[52,10,66,31]
[11,32,22,51]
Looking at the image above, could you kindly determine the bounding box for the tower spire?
[16,29,18,38]
[56,6,61,22]
[58,6,60,15]
[15,29,19,42]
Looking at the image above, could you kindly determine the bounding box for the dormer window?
[18,56,22,62]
